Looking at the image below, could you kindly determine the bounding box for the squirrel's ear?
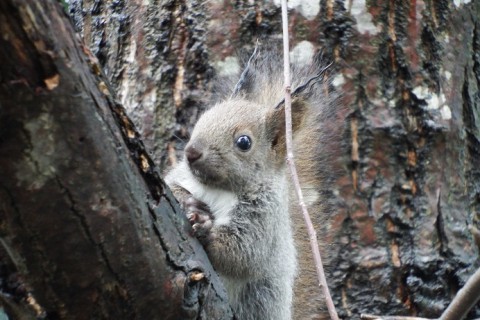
[266,98,308,158]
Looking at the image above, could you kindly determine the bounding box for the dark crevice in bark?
[235,2,281,45]
[109,100,166,202]
[318,0,354,60]
[150,220,183,271]
[53,174,135,318]
[468,20,480,227]
[462,68,480,223]
[473,21,480,86]
[420,24,442,91]
[434,189,449,257]
[427,0,451,30]
[148,204,188,272]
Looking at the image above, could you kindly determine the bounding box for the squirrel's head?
[183,98,307,191]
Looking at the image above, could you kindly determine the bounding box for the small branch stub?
[189,272,205,282]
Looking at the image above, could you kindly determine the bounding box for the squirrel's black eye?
[235,135,252,151]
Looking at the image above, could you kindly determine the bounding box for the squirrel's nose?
[185,145,202,164]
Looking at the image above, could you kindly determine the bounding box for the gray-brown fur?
[165,49,337,320]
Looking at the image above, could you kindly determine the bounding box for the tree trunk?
[73,1,479,318]
[2,0,480,319]
[0,1,231,319]
[67,0,213,168]
[328,1,480,318]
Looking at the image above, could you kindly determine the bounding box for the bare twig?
[361,314,480,320]
[279,1,339,320]
[439,266,480,320]
[361,266,480,320]
[361,315,431,320]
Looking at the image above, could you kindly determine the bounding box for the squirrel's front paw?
[184,197,215,245]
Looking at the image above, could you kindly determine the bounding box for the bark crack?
[53,175,134,315]
[434,188,449,257]
[148,201,188,272]
[462,63,480,224]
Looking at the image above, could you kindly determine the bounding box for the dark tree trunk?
[0,1,231,319]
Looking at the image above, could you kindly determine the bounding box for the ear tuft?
[266,98,308,160]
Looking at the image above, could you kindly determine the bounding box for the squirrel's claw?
[183,196,215,244]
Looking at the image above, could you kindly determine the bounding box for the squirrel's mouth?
[189,163,219,182]
[188,162,231,190]
[190,168,208,181]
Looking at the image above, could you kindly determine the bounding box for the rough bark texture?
[330,1,480,318]
[203,1,480,318]
[6,0,480,319]
[68,0,213,168]
[0,1,232,319]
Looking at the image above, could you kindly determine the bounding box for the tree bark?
[67,0,213,167]
[0,1,231,319]
[329,1,480,318]
[2,0,480,320]
[72,0,480,318]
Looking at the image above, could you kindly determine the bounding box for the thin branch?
[279,1,339,320]
[361,314,480,320]
[361,315,431,320]
[439,266,480,320]
[361,266,480,320]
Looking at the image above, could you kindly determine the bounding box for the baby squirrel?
[165,49,336,320]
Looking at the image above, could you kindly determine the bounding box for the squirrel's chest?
[173,165,238,226]
[197,188,238,226]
